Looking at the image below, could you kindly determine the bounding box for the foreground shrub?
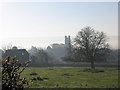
[1,56,30,90]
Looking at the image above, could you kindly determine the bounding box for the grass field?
[21,67,119,88]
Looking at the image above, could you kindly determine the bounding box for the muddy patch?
[29,73,38,76]
[31,77,49,81]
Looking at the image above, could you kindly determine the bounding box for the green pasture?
[21,67,119,88]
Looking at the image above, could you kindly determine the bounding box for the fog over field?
[0,35,118,50]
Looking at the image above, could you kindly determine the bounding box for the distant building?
[65,35,71,57]
[0,49,3,59]
[46,35,71,61]
[3,46,29,62]
[65,35,71,48]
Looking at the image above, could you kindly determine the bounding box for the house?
[3,46,29,63]
[0,49,3,59]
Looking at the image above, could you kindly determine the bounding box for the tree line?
[1,26,118,69]
[28,26,118,69]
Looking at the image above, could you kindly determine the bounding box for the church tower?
[65,35,71,47]
[65,35,71,57]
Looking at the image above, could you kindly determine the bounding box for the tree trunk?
[91,58,95,69]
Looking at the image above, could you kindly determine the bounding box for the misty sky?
[0,2,118,49]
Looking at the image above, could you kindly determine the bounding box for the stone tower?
[65,35,71,47]
[65,35,71,57]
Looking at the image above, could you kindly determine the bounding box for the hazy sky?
[0,2,118,49]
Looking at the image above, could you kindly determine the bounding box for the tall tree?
[73,26,110,69]
[28,47,49,66]
[36,49,48,65]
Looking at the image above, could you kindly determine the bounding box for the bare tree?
[73,26,110,69]
[29,47,49,66]
[36,49,48,65]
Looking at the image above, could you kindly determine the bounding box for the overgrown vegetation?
[1,56,30,90]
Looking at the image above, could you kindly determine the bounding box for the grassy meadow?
[21,67,119,88]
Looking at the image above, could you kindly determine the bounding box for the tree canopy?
[73,26,110,69]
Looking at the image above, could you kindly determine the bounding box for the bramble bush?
[1,56,30,90]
